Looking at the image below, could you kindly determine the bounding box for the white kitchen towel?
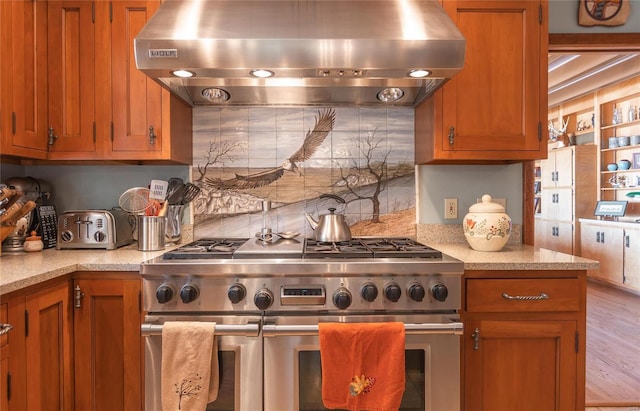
[161,322,218,411]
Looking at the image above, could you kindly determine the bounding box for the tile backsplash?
[191,106,417,239]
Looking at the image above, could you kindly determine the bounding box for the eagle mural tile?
[192,107,416,239]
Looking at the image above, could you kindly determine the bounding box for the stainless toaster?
[56,209,134,250]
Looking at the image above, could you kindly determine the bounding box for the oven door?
[263,314,462,411]
[142,314,262,411]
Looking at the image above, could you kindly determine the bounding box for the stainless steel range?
[141,237,464,411]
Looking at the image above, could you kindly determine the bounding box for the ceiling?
[548,52,640,106]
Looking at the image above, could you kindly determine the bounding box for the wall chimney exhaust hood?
[134,0,465,107]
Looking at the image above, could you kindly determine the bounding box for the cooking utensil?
[0,202,25,225]
[166,178,184,204]
[305,194,351,242]
[119,187,152,214]
[149,180,169,201]
[180,183,201,204]
[166,184,185,205]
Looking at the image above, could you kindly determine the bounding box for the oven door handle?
[262,322,463,337]
[141,323,260,337]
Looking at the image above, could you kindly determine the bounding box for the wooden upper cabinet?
[416,0,548,163]
[47,0,99,159]
[1,0,49,159]
[109,0,192,163]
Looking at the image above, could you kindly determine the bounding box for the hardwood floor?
[586,280,640,407]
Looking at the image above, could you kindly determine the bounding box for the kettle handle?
[319,193,345,203]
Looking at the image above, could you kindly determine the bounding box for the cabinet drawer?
[466,279,580,312]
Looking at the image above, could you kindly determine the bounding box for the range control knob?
[384,283,402,302]
[156,284,175,304]
[227,284,246,304]
[94,231,106,243]
[408,283,426,302]
[360,282,378,302]
[431,284,449,302]
[254,288,274,310]
[333,288,352,310]
[180,284,199,304]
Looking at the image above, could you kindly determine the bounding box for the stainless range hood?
[134,0,465,107]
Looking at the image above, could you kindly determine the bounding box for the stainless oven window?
[297,350,426,411]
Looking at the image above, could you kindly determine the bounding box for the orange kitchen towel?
[319,322,405,411]
[161,322,219,411]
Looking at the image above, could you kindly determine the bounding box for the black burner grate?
[303,239,374,258]
[162,238,249,259]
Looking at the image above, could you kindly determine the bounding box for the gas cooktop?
[161,237,442,260]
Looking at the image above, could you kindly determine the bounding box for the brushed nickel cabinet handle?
[472,327,480,350]
[502,292,549,301]
[48,127,58,146]
[149,125,156,145]
[448,126,455,145]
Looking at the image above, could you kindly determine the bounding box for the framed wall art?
[578,0,631,27]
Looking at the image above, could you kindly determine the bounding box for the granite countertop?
[2,235,599,296]
[0,243,172,295]
[424,243,600,271]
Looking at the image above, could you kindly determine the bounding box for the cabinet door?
[623,227,640,291]
[47,0,98,158]
[440,0,545,160]
[110,0,163,155]
[1,0,49,159]
[74,278,142,411]
[553,148,574,187]
[465,319,577,411]
[25,281,73,411]
[580,223,624,284]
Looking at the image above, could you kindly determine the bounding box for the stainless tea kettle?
[305,194,352,242]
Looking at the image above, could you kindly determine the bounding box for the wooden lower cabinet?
[462,272,586,411]
[73,274,143,411]
[580,220,640,293]
[0,273,142,411]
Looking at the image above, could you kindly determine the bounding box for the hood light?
[250,69,274,78]
[202,88,230,103]
[377,88,405,103]
[409,69,430,78]
[171,69,195,78]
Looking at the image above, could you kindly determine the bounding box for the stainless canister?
[137,216,166,251]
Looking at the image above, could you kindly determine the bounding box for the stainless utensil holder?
[137,216,166,251]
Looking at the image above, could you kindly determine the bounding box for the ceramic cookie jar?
[463,194,512,252]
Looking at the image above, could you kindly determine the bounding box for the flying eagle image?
[204,108,336,190]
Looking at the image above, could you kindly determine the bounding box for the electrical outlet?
[444,198,458,219]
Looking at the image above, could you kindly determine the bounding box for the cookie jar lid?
[468,194,505,213]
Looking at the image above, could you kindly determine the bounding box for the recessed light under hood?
[134,0,466,107]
